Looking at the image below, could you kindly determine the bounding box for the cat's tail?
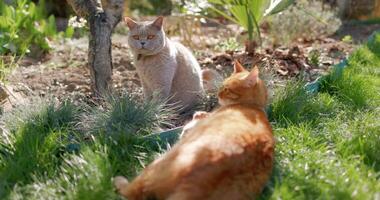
[113,176,129,197]
[201,68,223,93]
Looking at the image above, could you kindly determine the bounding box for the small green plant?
[215,37,243,52]
[0,55,18,82]
[85,93,176,135]
[341,35,353,43]
[308,49,320,67]
[64,16,88,38]
[0,0,58,56]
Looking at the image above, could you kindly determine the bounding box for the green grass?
[0,34,379,199]
[0,96,170,199]
[262,33,380,199]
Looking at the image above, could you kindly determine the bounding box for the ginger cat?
[114,61,275,200]
[124,16,204,111]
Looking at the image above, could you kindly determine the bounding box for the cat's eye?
[147,35,155,40]
[132,35,139,40]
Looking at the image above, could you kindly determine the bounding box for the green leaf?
[3,42,17,54]
[264,0,295,16]
[208,6,240,24]
[208,0,270,42]
[65,27,75,38]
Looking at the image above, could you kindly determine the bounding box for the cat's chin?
[134,48,160,56]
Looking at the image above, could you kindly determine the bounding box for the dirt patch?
[4,22,358,125]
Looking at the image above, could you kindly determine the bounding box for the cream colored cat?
[124,16,204,111]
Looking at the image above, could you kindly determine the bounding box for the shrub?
[0,0,57,56]
[266,0,341,45]
[84,93,176,135]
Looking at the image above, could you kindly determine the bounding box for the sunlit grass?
[0,33,379,199]
[261,33,380,199]
[0,95,169,199]
[0,100,80,198]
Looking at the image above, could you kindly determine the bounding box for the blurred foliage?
[342,35,353,43]
[214,37,243,52]
[0,55,18,82]
[0,0,57,56]
[208,0,294,41]
[308,49,321,67]
[31,0,73,18]
[128,0,173,15]
[65,16,88,38]
[266,0,341,45]
[173,0,210,15]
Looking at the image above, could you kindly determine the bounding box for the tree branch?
[66,0,103,18]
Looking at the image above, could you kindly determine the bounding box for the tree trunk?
[66,0,124,97]
[88,11,115,96]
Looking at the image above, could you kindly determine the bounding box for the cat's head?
[124,16,166,55]
[218,60,268,108]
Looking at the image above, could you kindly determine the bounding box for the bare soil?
[4,21,375,120]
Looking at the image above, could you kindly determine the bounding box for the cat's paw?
[180,111,209,139]
[193,111,209,120]
[113,176,129,196]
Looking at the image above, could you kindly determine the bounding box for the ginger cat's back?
[115,61,275,200]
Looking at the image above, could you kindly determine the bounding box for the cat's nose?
[140,41,146,46]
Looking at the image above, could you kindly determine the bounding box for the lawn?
[0,32,379,199]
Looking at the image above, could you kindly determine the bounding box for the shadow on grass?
[0,101,79,198]
[367,31,380,57]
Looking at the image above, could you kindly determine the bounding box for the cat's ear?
[244,66,259,86]
[151,16,164,29]
[124,17,137,29]
[233,60,246,74]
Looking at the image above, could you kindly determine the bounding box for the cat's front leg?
[150,71,174,103]
[142,81,153,101]
[180,111,210,138]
